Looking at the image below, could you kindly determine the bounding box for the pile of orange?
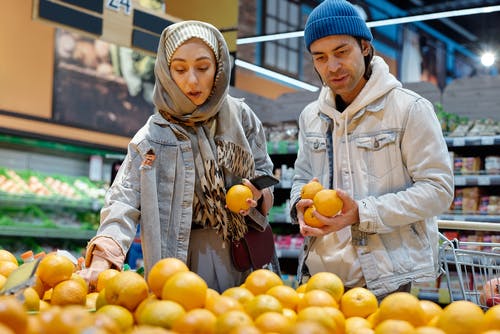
[0,248,499,334]
[300,180,344,227]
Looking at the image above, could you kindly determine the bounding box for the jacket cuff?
[85,236,126,270]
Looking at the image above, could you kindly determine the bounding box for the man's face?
[310,35,370,104]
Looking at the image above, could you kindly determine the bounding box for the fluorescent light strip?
[235,59,319,92]
[237,5,500,44]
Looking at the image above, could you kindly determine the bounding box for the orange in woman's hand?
[226,184,253,213]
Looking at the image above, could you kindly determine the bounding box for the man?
[290,0,454,299]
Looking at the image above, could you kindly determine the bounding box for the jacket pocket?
[305,134,327,152]
[355,131,399,179]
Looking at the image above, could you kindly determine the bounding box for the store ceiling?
[383,0,500,53]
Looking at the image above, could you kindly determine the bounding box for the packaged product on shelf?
[485,156,500,174]
[460,157,481,174]
[461,187,480,213]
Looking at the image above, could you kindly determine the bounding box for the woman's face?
[169,38,217,106]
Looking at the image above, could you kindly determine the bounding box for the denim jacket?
[290,57,454,296]
[90,96,273,277]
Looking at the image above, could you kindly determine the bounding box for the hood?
[152,20,231,123]
[319,56,402,122]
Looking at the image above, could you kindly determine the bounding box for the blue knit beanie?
[304,0,372,51]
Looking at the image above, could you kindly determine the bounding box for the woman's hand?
[237,179,273,216]
[76,255,111,292]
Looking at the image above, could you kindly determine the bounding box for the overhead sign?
[32,0,180,56]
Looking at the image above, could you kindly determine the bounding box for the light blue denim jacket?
[90,96,273,277]
[290,57,454,296]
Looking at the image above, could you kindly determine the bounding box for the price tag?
[477,176,490,186]
[452,138,465,146]
[481,137,494,145]
[454,176,465,186]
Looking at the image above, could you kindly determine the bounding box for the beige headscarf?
[152,21,254,241]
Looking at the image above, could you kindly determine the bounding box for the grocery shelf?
[439,214,500,224]
[445,135,500,147]
[453,174,500,186]
[0,225,96,240]
[0,193,102,211]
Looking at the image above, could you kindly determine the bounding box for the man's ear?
[361,40,371,56]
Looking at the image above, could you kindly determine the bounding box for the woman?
[80,20,276,292]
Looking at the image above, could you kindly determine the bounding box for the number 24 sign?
[106,0,132,15]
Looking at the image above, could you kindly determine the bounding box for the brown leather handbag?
[231,216,275,272]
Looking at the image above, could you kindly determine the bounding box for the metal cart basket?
[438,220,500,309]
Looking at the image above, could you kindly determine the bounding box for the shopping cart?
[438,220,500,310]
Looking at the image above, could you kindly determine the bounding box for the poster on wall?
[52,28,156,137]
[51,0,167,137]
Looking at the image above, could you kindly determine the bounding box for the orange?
[214,310,254,334]
[36,253,75,288]
[0,250,18,265]
[130,325,175,333]
[32,276,46,299]
[162,271,207,311]
[266,284,300,310]
[296,306,338,332]
[48,305,95,334]
[419,299,443,324]
[136,299,186,329]
[96,304,135,332]
[244,269,283,295]
[254,311,292,333]
[340,287,378,318]
[226,184,253,213]
[305,271,344,303]
[70,272,88,291]
[323,306,346,334]
[172,308,217,334]
[0,260,18,277]
[288,320,330,334]
[134,294,159,323]
[244,294,283,319]
[22,287,40,312]
[304,206,324,228]
[374,319,414,334]
[436,300,484,334]
[206,295,244,316]
[296,283,307,293]
[93,312,122,333]
[282,307,297,323]
[313,189,343,217]
[147,258,189,298]
[105,270,149,311]
[0,295,28,334]
[483,304,500,331]
[0,274,6,291]
[50,278,87,306]
[301,181,324,200]
[96,268,120,292]
[376,292,426,327]
[85,291,99,310]
[227,325,261,334]
[345,316,372,334]
[297,289,338,311]
[222,286,255,305]
[95,287,108,310]
[414,327,446,334]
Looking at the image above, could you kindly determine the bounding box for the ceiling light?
[234,59,319,92]
[481,52,495,67]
